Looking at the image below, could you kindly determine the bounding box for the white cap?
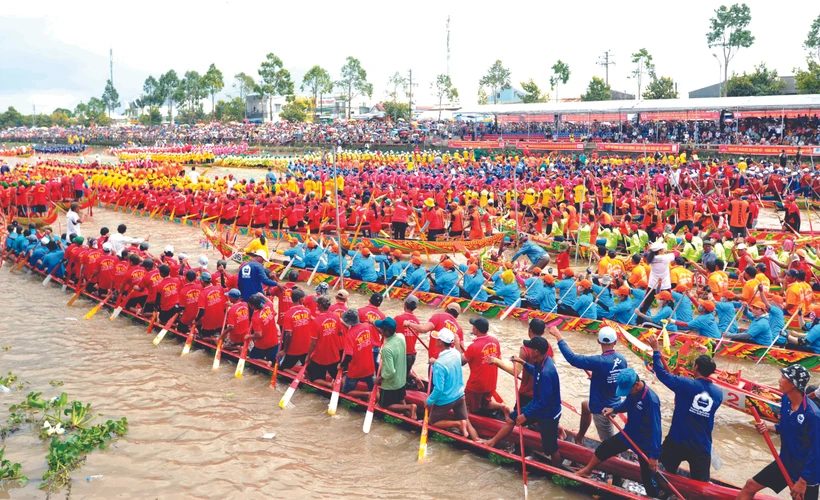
[40,237,49,245]
[432,328,455,344]
[102,242,113,251]
[598,326,617,344]
[737,243,747,250]
[164,245,174,254]
[649,241,665,252]
[198,255,209,268]
[178,252,189,260]
[253,250,268,262]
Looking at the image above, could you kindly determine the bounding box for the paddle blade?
[212,342,223,370]
[235,359,246,378]
[110,306,123,321]
[363,410,374,434]
[662,327,671,355]
[61,283,68,291]
[84,302,104,320]
[279,386,296,409]
[270,363,278,388]
[328,391,340,416]
[152,329,169,346]
[43,275,52,286]
[66,291,81,307]
[418,412,430,460]
[181,340,192,356]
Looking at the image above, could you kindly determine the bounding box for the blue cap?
[615,368,638,397]
[200,272,212,281]
[373,317,397,332]
[225,288,241,299]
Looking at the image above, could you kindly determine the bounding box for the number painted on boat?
[721,388,745,409]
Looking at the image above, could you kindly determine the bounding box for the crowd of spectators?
[1,115,817,147]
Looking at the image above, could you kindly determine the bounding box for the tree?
[795,58,820,94]
[53,108,74,118]
[336,57,373,118]
[520,79,548,103]
[629,49,655,98]
[213,97,247,123]
[258,53,294,121]
[382,101,410,121]
[707,3,755,97]
[642,76,679,99]
[0,106,25,128]
[176,71,206,123]
[101,79,120,118]
[479,60,511,105]
[477,88,489,105]
[139,106,163,126]
[581,76,611,101]
[549,60,571,102]
[233,72,256,100]
[50,109,72,127]
[726,63,785,96]
[141,76,160,110]
[301,65,333,121]
[203,63,225,115]
[386,72,408,101]
[158,70,180,123]
[280,97,311,123]
[805,14,820,61]
[77,97,109,126]
[431,74,459,119]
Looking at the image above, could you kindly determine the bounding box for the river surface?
[0,153,807,499]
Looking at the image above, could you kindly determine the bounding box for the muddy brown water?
[0,154,805,499]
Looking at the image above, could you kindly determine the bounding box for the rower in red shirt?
[306,295,344,388]
[464,317,508,415]
[358,292,386,362]
[277,288,313,370]
[177,270,203,333]
[154,264,182,323]
[329,289,349,317]
[340,308,375,399]
[212,259,238,290]
[81,239,104,290]
[246,294,279,364]
[121,254,147,312]
[112,253,130,292]
[92,242,118,296]
[196,273,226,339]
[219,288,249,352]
[395,295,422,388]
[135,258,161,315]
[405,303,465,360]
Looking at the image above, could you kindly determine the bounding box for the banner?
[718,145,820,156]
[596,143,680,154]
[446,141,584,151]
[639,111,719,121]
[561,113,624,123]
[733,109,819,119]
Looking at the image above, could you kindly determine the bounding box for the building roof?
[461,94,820,115]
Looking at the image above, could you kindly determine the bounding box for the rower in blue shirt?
[535,274,557,313]
[349,247,378,282]
[282,239,305,268]
[488,269,520,307]
[573,279,598,319]
[403,259,430,292]
[671,288,694,324]
[385,253,409,285]
[672,299,721,339]
[737,364,820,500]
[788,316,820,353]
[461,264,488,302]
[759,291,787,347]
[522,269,544,309]
[647,335,722,482]
[714,291,742,336]
[577,367,662,498]
[635,290,678,331]
[301,241,328,272]
[550,325,627,443]
[604,285,636,325]
[325,244,348,276]
[511,234,550,271]
[39,241,65,277]
[433,260,460,296]
[555,269,578,316]
[726,299,773,346]
[479,336,563,467]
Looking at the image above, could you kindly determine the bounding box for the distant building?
[689,76,797,98]
[246,93,373,122]
[610,90,635,100]
[488,88,527,104]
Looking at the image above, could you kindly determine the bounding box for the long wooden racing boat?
[16,264,778,500]
[99,201,506,255]
[13,206,58,228]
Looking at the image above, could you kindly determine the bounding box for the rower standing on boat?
[548,325,627,444]
[576,367,662,498]
[237,250,277,302]
[736,364,820,500]
[425,328,479,440]
[246,294,279,365]
[405,303,465,360]
[374,317,417,419]
[463,318,508,417]
[478,336,563,466]
[645,335,722,482]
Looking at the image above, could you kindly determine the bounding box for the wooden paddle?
[181,324,197,356]
[270,361,279,389]
[83,290,113,320]
[756,306,802,364]
[513,361,529,500]
[145,311,158,334]
[418,365,434,461]
[42,259,63,286]
[279,361,310,409]
[363,360,383,434]
[152,313,180,346]
[66,280,86,307]
[234,340,250,378]
[212,307,231,370]
[751,407,794,489]
[327,366,344,416]
[110,289,134,321]
[607,415,686,500]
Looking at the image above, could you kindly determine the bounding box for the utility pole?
[408,69,413,120]
[32,105,36,127]
[109,48,114,86]
[597,50,615,86]
[446,16,451,76]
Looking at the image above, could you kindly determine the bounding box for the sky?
[1,0,818,116]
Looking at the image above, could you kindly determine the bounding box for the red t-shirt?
[112,260,129,290]
[344,323,375,379]
[273,283,297,324]
[281,305,313,356]
[125,266,147,297]
[251,302,279,350]
[464,334,501,393]
[156,276,181,311]
[96,254,117,290]
[395,311,420,355]
[311,312,344,365]
[198,285,226,330]
[178,282,203,325]
[358,304,386,347]
[226,301,250,343]
[140,269,161,300]
[328,302,348,317]
[427,312,464,359]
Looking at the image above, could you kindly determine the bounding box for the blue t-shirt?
[237,260,278,301]
[573,293,597,320]
[555,279,577,308]
[776,395,820,484]
[558,340,626,413]
[522,356,562,420]
[688,313,720,339]
[427,348,465,406]
[612,383,662,459]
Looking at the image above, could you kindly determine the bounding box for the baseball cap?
[336,290,349,301]
[164,245,174,254]
[200,272,212,281]
[615,368,639,397]
[374,317,397,332]
[469,317,490,333]
[782,364,811,393]
[523,336,550,354]
[698,299,716,312]
[598,326,617,344]
[405,294,419,308]
[649,241,665,252]
[657,291,673,301]
[252,250,268,261]
[432,328,455,344]
[225,288,241,299]
[102,242,112,251]
[445,303,461,315]
[199,255,209,268]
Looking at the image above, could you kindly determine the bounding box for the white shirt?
[109,233,144,257]
[66,210,81,236]
[188,171,200,184]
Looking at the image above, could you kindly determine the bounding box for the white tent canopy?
[459,94,820,116]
